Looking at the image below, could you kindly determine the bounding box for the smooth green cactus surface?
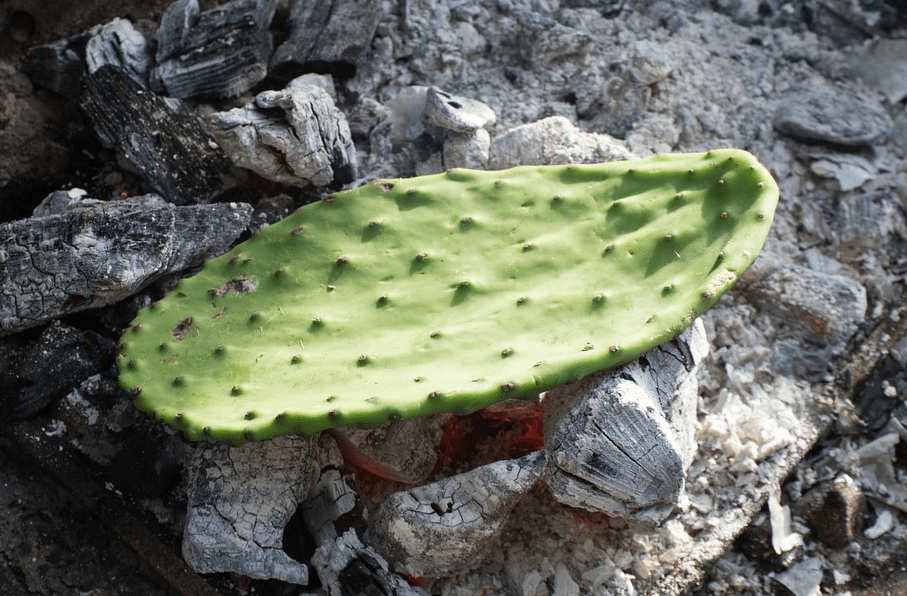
[118,149,779,445]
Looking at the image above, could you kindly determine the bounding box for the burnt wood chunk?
[151,0,278,99]
[1,321,117,420]
[182,435,316,585]
[269,0,383,82]
[0,196,252,335]
[207,83,358,188]
[85,18,151,86]
[80,65,236,206]
[543,319,708,526]
[21,27,97,99]
[365,451,547,577]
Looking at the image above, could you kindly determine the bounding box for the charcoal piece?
[543,319,707,526]
[151,0,278,99]
[0,196,252,336]
[207,84,358,188]
[269,0,383,82]
[312,529,428,596]
[32,188,101,217]
[797,475,867,549]
[80,65,236,206]
[302,435,361,546]
[774,79,893,146]
[853,351,907,431]
[365,451,546,577]
[742,263,867,348]
[2,321,116,420]
[21,26,98,99]
[85,18,151,87]
[182,435,316,585]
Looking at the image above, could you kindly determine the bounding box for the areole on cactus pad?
[118,149,779,445]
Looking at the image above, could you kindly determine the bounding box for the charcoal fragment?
[543,319,708,526]
[1,321,116,420]
[80,65,237,206]
[182,435,316,584]
[21,27,97,99]
[85,18,151,87]
[207,83,358,187]
[0,196,252,335]
[151,0,278,99]
[269,0,383,83]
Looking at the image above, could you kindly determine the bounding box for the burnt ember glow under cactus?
[118,150,779,445]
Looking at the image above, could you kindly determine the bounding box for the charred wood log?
[80,65,237,206]
[0,194,252,335]
[269,0,383,83]
[151,0,278,99]
[543,319,708,526]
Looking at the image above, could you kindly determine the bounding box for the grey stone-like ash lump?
[207,82,358,187]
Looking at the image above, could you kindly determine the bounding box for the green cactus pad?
[118,149,779,445]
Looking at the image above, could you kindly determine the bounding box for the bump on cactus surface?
[118,149,779,445]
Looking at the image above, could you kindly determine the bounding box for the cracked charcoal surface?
[151,0,278,99]
[207,83,358,188]
[182,434,316,585]
[0,197,252,335]
[365,450,547,578]
[80,65,237,206]
[544,319,708,526]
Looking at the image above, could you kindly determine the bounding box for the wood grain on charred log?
[0,196,251,335]
[269,0,383,82]
[80,65,237,206]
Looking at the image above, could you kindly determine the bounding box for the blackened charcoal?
[853,351,907,431]
[106,426,183,498]
[22,18,151,99]
[0,196,252,335]
[80,65,236,206]
[21,27,98,99]
[151,0,278,99]
[269,0,383,83]
[2,321,116,420]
